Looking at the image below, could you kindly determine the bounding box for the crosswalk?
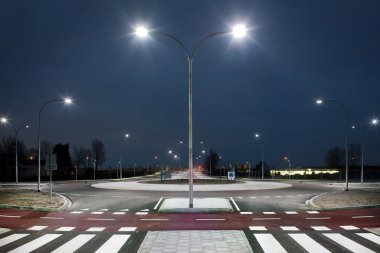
[0,227,379,252]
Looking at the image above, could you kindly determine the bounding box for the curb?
[305,191,380,211]
[0,192,72,212]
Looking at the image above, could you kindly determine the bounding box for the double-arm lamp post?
[119,133,130,179]
[134,24,248,207]
[37,97,73,191]
[316,99,349,191]
[1,117,29,184]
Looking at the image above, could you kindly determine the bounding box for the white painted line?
[119,209,129,212]
[88,218,115,221]
[281,226,299,231]
[41,217,64,220]
[56,227,75,231]
[353,216,374,219]
[254,234,287,253]
[275,196,282,198]
[154,197,163,210]
[140,209,150,211]
[95,234,130,253]
[236,197,243,199]
[87,195,98,197]
[263,212,276,215]
[27,226,47,231]
[356,233,380,245]
[253,218,281,220]
[307,211,320,214]
[113,212,126,215]
[323,233,376,253]
[196,219,226,221]
[240,212,253,215]
[70,211,83,214]
[340,225,360,230]
[86,227,105,232]
[250,196,256,199]
[311,226,331,231]
[8,234,62,253]
[99,209,108,211]
[230,197,240,211]
[118,227,137,232]
[249,226,267,231]
[79,208,89,211]
[135,212,148,215]
[0,214,21,218]
[0,234,29,247]
[306,217,331,220]
[285,211,298,214]
[289,233,331,253]
[0,228,10,235]
[51,234,96,253]
[140,219,169,221]
[91,212,104,215]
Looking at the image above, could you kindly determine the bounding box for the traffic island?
[159,198,234,212]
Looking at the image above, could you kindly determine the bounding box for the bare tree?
[1,136,27,164]
[349,143,361,166]
[325,147,344,168]
[72,146,87,169]
[91,139,106,170]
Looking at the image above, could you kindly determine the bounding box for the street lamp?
[135,24,248,208]
[1,117,29,184]
[119,133,130,179]
[37,97,73,191]
[254,132,264,180]
[360,118,378,183]
[316,98,349,191]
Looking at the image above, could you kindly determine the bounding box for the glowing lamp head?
[25,125,29,129]
[232,24,247,38]
[135,26,149,37]
[255,133,260,138]
[63,97,73,104]
[316,99,323,105]
[0,117,8,124]
[125,133,129,138]
[372,119,379,125]
[168,150,172,154]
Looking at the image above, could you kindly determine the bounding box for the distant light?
[351,125,356,129]
[200,141,204,145]
[168,150,172,154]
[232,24,247,38]
[25,125,29,129]
[154,156,158,159]
[371,118,378,125]
[316,99,323,104]
[255,133,260,138]
[202,150,206,154]
[0,117,8,124]
[179,140,183,144]
[284,156,288,160]
[63,97,73,104]
[174,155,178,159]
[135,26,148,37]
[125,133,129,138]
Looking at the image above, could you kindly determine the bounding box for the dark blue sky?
[1,0,379,168]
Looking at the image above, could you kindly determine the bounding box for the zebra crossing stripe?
[323,233,376,253]
[55,227,75,232]
[118,227,137,232]
[340,225,359,230]
[86,227,105,232]
[51,234,96,253]
[0,234,29,247]
[27,226,47,231]
[8,234,62,253]
[254,234,287,253]
[113,212,126,215]
[311,226,330,231]
[289,233,331,253]
[356,233,380,245]
[281,226,299,231]
[94,234,131,253]
[249,226,267,231]
[307,211,319,214]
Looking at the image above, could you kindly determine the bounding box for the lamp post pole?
[360,119,378,183]
[135,25,247,208]
[316,99,349,191]
[37,98,72,192]
[255,133,264,180]
[119,133,129,179]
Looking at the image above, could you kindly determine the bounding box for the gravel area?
[0,188,65,209]
[312,188,380,209]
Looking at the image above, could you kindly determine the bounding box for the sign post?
[45,154,57,204]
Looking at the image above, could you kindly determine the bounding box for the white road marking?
[306,217,331,220]
[119,209,129,212]
[307,211,320,214]
[88,218,115,221]
[250,196,256,199]
[79,208,89,211]
[240,212,253,215]
[281,226,299,231]
[356,233,380,245]
[56,227,75,231]
[8,234,62,253]
[140,219,169,221]
[254,234,287,253]
[0,228,10,234]
[340,225,360,230]
[95,234,130,253]
[51,234,96,253]
[285,211,298,214]
[91,212,104,215]
[253,218,281,220]
[230,197,240,211]
[323,233,376,253]
[40,217,64,220]
[0,234,29,247]
[249,226,267,231]
[289,233,331,253]
[27,226,47,231]
[112,212,126,215]
[135,212,148,215]
[98,209,108,211]
[275,196,282,198]
[263,212,276,214]
[311,226,331,231]
[196,219,226,221]
[70,211,83,214]
[154,197,163,210]
[353,216,374,219]
[236,197,243,199]
[118,227,137,232]
[0,215,21,218]
[140,209,150,211]
[86,227,105,232]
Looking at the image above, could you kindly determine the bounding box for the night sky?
[1,0,379,169]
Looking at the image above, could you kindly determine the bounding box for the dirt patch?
[0,188,65,209]
[140,179,242,184]
[312,188,380,209]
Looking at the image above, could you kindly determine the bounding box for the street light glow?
[135,26,149,37]
[316,99,323,104]
[371,118,378,125]
[255,133,260,138]
[63,97,73,104]
[1,117,8,124]
[232,24,247,38]
[125,133,129,138]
